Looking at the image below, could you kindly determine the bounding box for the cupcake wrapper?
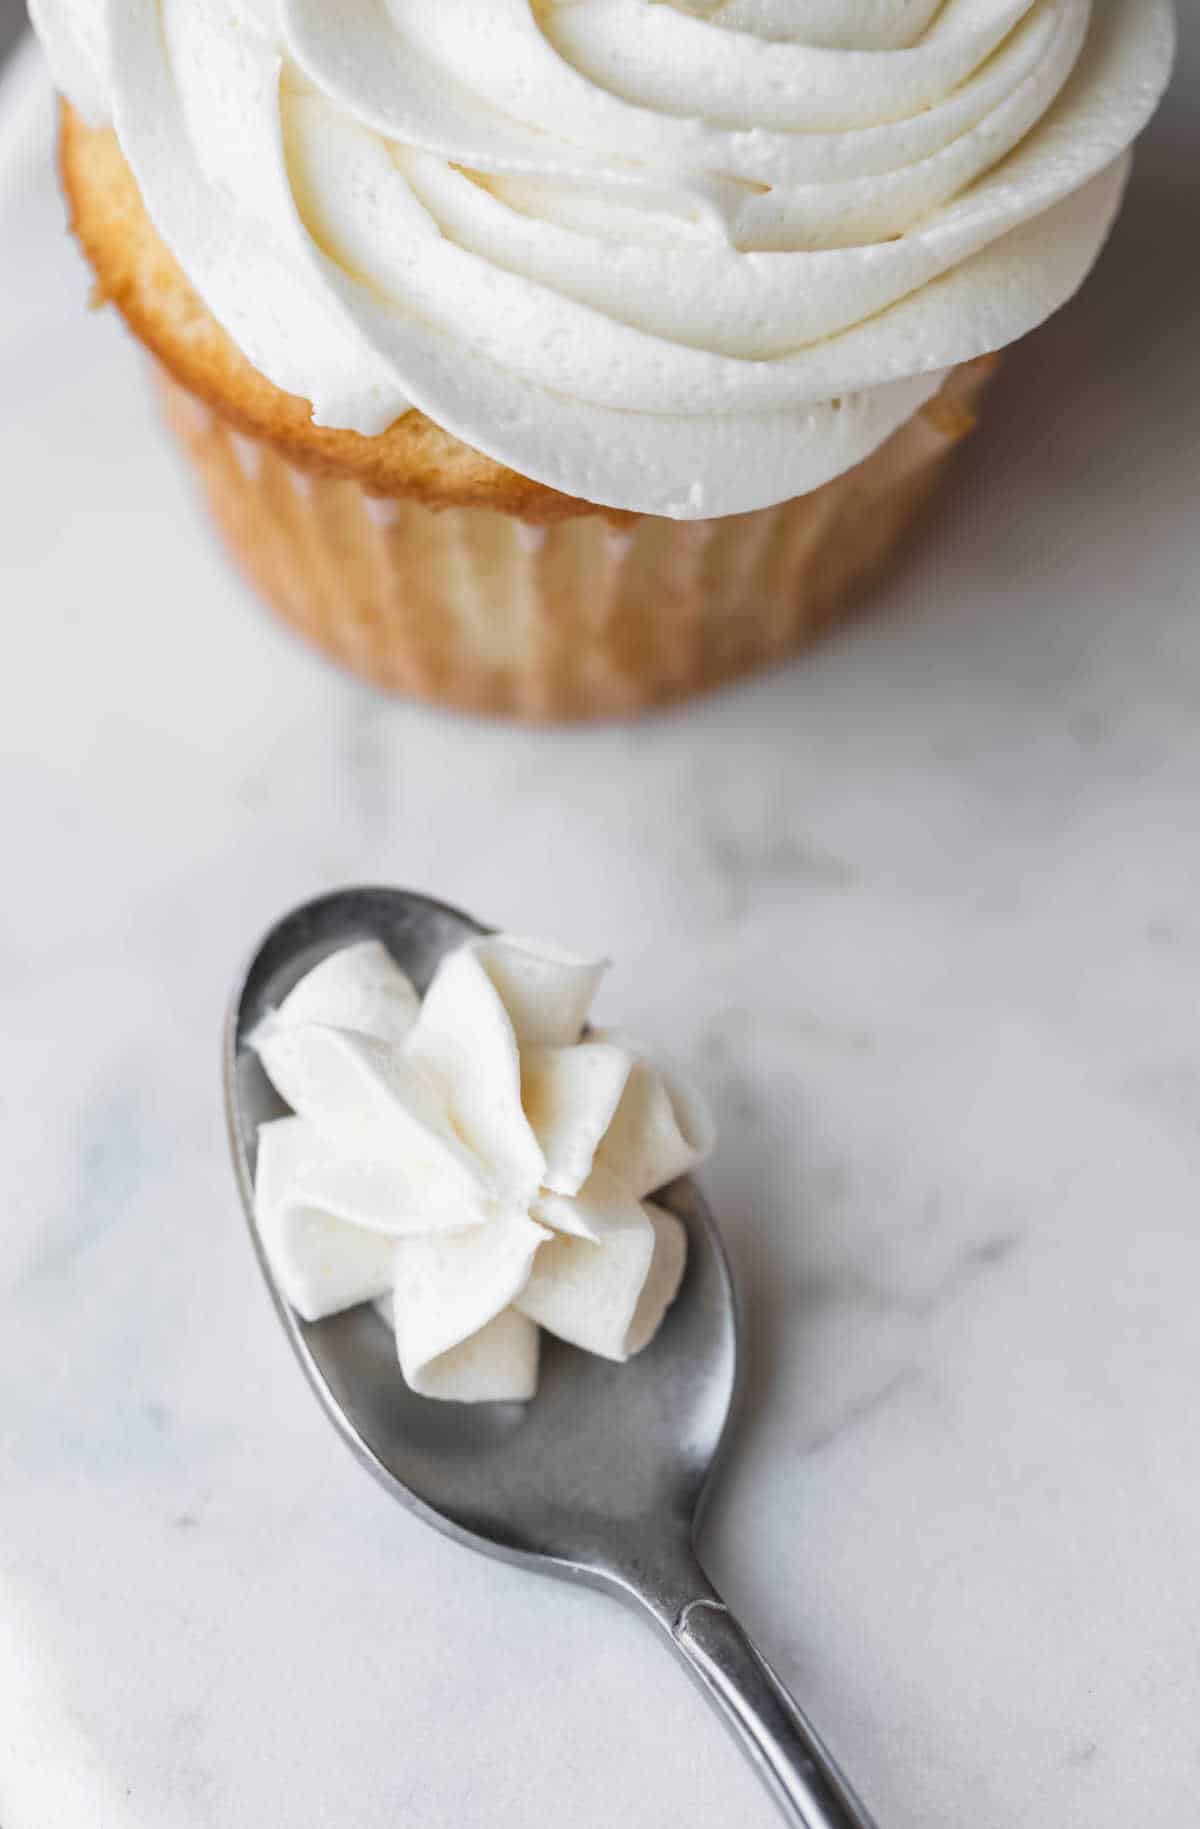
[158,358,996,722]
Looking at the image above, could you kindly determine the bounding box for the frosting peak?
[251,935,713,1402]
[34,0,1175,516]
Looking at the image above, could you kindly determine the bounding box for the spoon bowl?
[225,887,878,1829]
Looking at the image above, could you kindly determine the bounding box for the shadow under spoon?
[224,885,880,1829]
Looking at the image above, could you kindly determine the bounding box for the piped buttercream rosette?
[251,935,714,1402]
[30,0,1175,518]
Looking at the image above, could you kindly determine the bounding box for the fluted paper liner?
[158,357,996,722]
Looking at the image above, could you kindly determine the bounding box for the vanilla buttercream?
[250,935,711,1401]
[33,0,1175,516]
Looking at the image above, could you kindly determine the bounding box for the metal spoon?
[224,887,879,1829]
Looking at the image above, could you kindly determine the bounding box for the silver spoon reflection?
[224,886,878,1829]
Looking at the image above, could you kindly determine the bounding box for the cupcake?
[34,1,1174,720]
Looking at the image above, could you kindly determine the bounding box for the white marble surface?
[3,36,1200,1829]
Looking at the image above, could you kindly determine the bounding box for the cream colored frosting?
[250,936,713,1402]
[32,0,1174,517]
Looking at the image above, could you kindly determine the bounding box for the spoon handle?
[670,1594,878,1829]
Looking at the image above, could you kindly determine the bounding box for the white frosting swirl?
[33,0,1174,516]
[250,936,713,1402]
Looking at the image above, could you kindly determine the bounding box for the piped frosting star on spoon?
[251,933,713,1402]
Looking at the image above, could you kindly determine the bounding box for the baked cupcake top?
[33,0,1174,518]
